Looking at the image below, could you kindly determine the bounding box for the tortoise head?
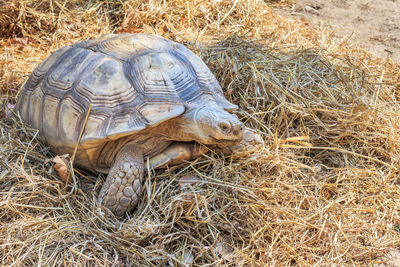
[175,105,244,146]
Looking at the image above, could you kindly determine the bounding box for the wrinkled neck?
[157,107,201,141]
[159,118,192,141]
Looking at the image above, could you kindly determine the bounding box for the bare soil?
[277,0,400,63]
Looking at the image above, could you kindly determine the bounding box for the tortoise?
[16,33,259,216]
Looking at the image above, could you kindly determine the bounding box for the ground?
[1,0,400,265]
[276,0,400,63]
[279,2,400,263]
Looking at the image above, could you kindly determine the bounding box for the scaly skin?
[148,142,207,169]
[97,143,143,216]
[97,127,262,215]
[148,127,262,169]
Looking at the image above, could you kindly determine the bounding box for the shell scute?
[80,113,110,142]
[28,85,44,131]
[42,94,61,141]
[58,95,85,144]
[131,53,184,99]
[24,46,71,91]
[76,57,136,108]
[105,111,147,140]
[136,101,185,126]
[174,43,238,111]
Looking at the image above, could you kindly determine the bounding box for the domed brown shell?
[16,33,237,150]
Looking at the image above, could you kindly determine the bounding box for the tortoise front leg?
[148,142,207,169]
[98,144,143,216]
[217,127,263,154]
[148,127,263,170]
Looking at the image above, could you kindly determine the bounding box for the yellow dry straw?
[0,0,399,266]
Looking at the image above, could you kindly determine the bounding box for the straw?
[0,0,399,265]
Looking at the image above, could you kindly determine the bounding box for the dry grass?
[1,0,400,266]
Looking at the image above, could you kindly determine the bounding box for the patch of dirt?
[276,0,400,63]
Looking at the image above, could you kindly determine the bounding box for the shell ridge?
[40,46,78,94]
[125,61,145,96]
[171,50,215,103]
[73,33,122,49]
[173,48,236,109]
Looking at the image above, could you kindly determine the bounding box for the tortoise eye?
[218,122,230,132]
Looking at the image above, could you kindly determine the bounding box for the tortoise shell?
[16,33,237,151]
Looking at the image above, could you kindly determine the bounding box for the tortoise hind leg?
[98,144,143,216]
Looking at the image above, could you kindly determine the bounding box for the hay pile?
[1,0,399,265]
